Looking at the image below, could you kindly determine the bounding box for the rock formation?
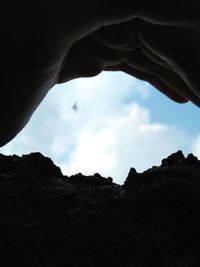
[0,150,200,266]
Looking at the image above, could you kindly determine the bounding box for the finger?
[140,45,200,107]
[57,36,125,83]
[105,63,189,104]
[92,20,138,51]
[138,21,200,102]
[124,49,200,106]
[140,45,172,71]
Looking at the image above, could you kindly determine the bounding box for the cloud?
[0,72,193,184]
[191,135,200,158]
[61,103,191,184]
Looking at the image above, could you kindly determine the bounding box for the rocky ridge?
[0,151,200,266]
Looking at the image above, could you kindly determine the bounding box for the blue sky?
[144,88,200,136]
[1,72,200,184]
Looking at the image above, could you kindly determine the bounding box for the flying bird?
[72,102,78,111]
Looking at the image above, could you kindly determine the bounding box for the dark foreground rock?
[0,151,200,266]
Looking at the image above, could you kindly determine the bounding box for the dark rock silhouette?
[0,150,200,266]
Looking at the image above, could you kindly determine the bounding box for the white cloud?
[61,103,191,184]
[191,135,200,158]
[0,72,194,184]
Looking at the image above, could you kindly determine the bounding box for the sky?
[1,71,200,184]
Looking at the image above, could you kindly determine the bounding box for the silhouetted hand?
[61,16,200,107]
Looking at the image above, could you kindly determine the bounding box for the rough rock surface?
[0,151,200,266]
